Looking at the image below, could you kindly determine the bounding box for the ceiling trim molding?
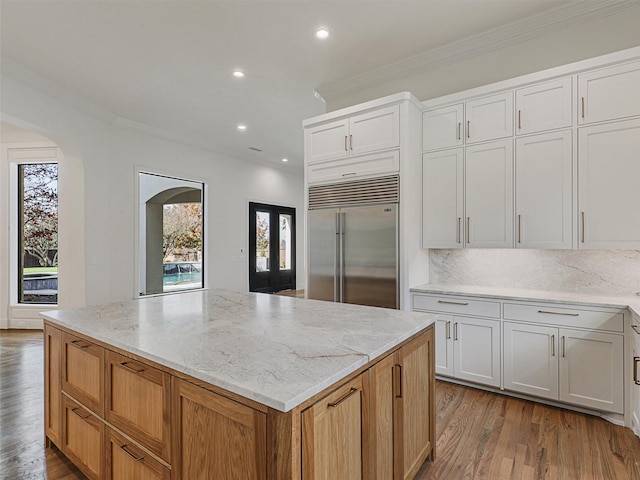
[317,0,639,100]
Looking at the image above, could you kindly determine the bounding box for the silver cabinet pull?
[538,310,579,317]
[438,300,469,306]
[631,324,640,335]
[518,110,522,130]
[467,120,470,139]
[349,134,353,151]
[341,172,357,177]
[518,214,522,244]
[634,357,640,385]
[581,97,585,119]
[344,136,348,151]
[581,211,585,243]
[551,335,555,357]
[328,387,358,408]
[446,321,451,340]
[561,336,566,357]
[466,217,470,244]
[453,322,459,341]
[457,217,462,244]
[457,122,461,141]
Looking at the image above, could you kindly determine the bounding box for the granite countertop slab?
[410,283,640,317]
[41,289,435,412]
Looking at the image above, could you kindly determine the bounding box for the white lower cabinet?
[434,315,454,377]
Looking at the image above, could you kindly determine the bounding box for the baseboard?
[7,317,44,329]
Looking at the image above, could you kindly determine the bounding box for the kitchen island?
[43,289,435,480]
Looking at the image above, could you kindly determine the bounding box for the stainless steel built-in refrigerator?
[307,176,399,309]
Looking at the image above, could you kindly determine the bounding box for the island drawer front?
[62,395,104,480]
[62,333,105,416]
[503,303,624,332]
[412,294,501,318]
[106,427,171,480]
[106,351,172,463]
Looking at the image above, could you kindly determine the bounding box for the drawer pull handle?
[634,357,640,386]
[561,336,566,358]
[446,321,451,340]
[120,362,145,374]
[328,387,358,408]
[120,444,144,462]
[467,120,470,139]
[551,335,555,357]
[71,407,90,420]
[581,97,585,119]
[70,340,89,349]
[342,172,357,177]
[457,217,461,244]
[438,300,469,306]
[393,364,403,398]
[344,136,348,152]
[454,322,459,341]
[631,324,640,335]
[538,310,579,317]
[457,122,461,141]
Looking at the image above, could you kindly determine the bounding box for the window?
[18,163,58,304]
[249,202,296,293]
[139,172,204,295]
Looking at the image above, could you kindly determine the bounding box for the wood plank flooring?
[1,330,639,479]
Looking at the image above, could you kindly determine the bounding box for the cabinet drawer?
[62,333,105,416]
[412,294,501,318]
[106,351,171,463]
[106,427,170,480]
[62,396,104,480]
[307,149,399,184]
[503,303,624,332]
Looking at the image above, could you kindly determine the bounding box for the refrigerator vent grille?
[308,175,399,209]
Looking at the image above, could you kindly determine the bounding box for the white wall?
[325,6,640,110]
[0,67,304,328]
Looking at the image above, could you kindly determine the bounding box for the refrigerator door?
[308,208,339,302]
[342,204,398,309]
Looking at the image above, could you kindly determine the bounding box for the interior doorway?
[249,202,296,293]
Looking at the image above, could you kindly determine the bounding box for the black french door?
[249,202,296,293]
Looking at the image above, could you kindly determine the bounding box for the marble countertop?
[42,289,435,412]
[410,283,640,317]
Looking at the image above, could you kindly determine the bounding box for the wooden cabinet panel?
[44,325,63,448]
[302,375,367,480]
[515,130,573,249]
[62,333,104,416]
[465,92,514,144]
[394,330,434,480]
[106,351,171,462]
[422,104,464,151]
[172,378,267,480]
[578,118,640,249]
[422,148,464,249]
[62,396,104,480]
[515,77,572,135]
[105,427,170,480]
[578,60,640,124]
[368,354,395,480]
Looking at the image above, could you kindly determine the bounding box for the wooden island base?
[45,321,434,480]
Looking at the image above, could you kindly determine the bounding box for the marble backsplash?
[428,249,640,297]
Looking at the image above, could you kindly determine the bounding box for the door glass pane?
[279,214,292,270]
[256,211,270,272]
[19,163,58,304]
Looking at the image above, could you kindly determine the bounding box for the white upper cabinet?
[578,118,640,249]
[515,77,573,135]
[578,60,640,125]
[422,104,464,151]
[465,139,514,248]
[465,92,514,144]
[515,130,573,249]
[305,105,400,164]
[422,148,464,249]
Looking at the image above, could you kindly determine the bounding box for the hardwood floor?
[1,330,639,479]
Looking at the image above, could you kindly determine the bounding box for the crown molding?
[317,0,639,100]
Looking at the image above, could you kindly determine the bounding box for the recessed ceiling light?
[237,124,247,131]
[282,158,288,162]
[315,28,330,40]
[233,70,245,78]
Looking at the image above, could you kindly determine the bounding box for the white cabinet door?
[503,322,559,401]
[515,130,573,249]
[434,314,454,377]
[453,316,501,388]
[465,91,513,144]
[516,77,572,135]
[349,105,400,157]
[305,119,350,164]
[578,119,640,249]
[422,104,464,151]
[465,140,514,248]
[578,60,640,124]
[559,329,624,414]
[422,148,464,249]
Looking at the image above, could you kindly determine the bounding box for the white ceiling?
[0,0,606,170]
